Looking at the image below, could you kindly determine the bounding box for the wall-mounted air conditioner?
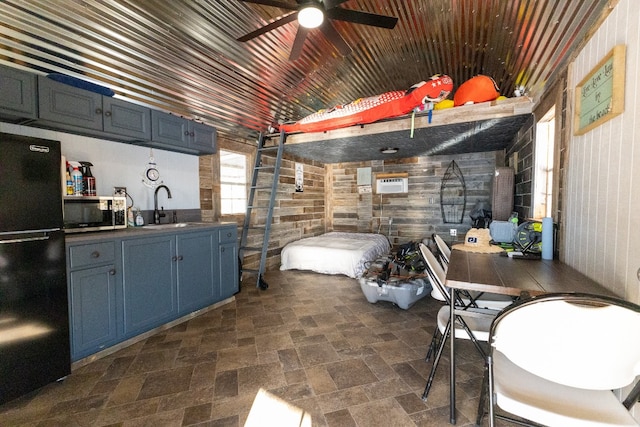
[375,173,409,194]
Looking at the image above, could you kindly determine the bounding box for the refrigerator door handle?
[0,235,50,244]
[0,229,60,244]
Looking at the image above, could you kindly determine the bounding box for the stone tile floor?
[0,270,511,426]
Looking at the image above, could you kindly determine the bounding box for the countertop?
[65,222,237,243]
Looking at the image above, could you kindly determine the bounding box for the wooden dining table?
[443,249,617,424]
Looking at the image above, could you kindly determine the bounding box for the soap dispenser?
[135,209,144,226]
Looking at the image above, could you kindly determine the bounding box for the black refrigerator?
[0,132,70,405]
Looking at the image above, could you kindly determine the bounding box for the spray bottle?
[71,166,83,196]
[79,161,96,196]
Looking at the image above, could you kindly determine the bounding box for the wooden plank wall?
[327,151,500,248]
[244,152,325,272]
[202,137,500,271]
[199,134,255,223]
[506,114,535,220]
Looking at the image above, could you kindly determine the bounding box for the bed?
[280,232,391,278]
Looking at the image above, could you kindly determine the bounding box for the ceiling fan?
[237,0,398,61]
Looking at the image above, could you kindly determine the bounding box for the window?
[220,150,247,215]
[533,107,555,219]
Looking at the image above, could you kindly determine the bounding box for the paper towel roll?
[542,217,553,260]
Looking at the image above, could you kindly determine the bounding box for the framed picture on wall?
[574,44,625,136]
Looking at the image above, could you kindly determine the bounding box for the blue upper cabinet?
[38,76,151,141]
[190,121,217,154]
[0,65,216,155]
[0,64,38,121]
[38,76,104,131]
[103,97,152,140]
[150,110,217,155]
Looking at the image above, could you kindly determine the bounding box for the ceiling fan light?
[298,6,324,29]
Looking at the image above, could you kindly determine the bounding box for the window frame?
[219,149,248,216]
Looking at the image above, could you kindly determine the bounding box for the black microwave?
[63,196,127,233]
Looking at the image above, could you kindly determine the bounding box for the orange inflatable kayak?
[280,75,453,134]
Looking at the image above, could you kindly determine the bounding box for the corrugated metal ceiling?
[0,0,612,141]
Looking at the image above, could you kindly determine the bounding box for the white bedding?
[280,232,391,278]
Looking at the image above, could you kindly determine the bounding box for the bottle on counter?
[65,172,73,195]
[127,207,135,227]
[135,209,144,226]
[71,167,83,196]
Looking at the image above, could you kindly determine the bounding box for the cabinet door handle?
[172,256,178,261]
[184,131,190,136]
[177,255,184,261]
[189,131,195,137]
[91,251,100,258]
[221,247,225,253]
[95,108,102,115]
[104,111,112,117]
[109,269,116,276]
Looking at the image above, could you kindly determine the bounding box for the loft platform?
[281,97,534,164]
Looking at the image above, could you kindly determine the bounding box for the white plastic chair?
[433,233,451,266]
[418,243,499,401]
[477,293,640,427]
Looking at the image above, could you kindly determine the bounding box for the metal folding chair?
[419,243,500,401]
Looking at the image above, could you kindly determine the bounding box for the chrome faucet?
[154,184,172,224]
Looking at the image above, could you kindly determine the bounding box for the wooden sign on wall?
[574,44,625,136]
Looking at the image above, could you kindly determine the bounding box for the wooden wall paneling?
[205,140,509,274]
[506,115,535,219]
[328,152,498,248]
[199,154,215,222]
[201,136,325,272]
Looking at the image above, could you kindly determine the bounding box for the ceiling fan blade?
[320,20,352,56]
[238,0,297,10]
[289,26,309,61]
[322,0,350,9]
[237,11,298,42]
[327,8,398,29]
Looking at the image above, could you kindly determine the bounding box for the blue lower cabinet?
[122,235,177,337]
[177,231,217,315]
[69,264,119,360]
[218,226,239,299]
[67,225,238,361]
[219,241,238,299]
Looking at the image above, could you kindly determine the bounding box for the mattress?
[280,232,391,278]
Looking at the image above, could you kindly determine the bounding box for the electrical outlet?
[449,229,457,237]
